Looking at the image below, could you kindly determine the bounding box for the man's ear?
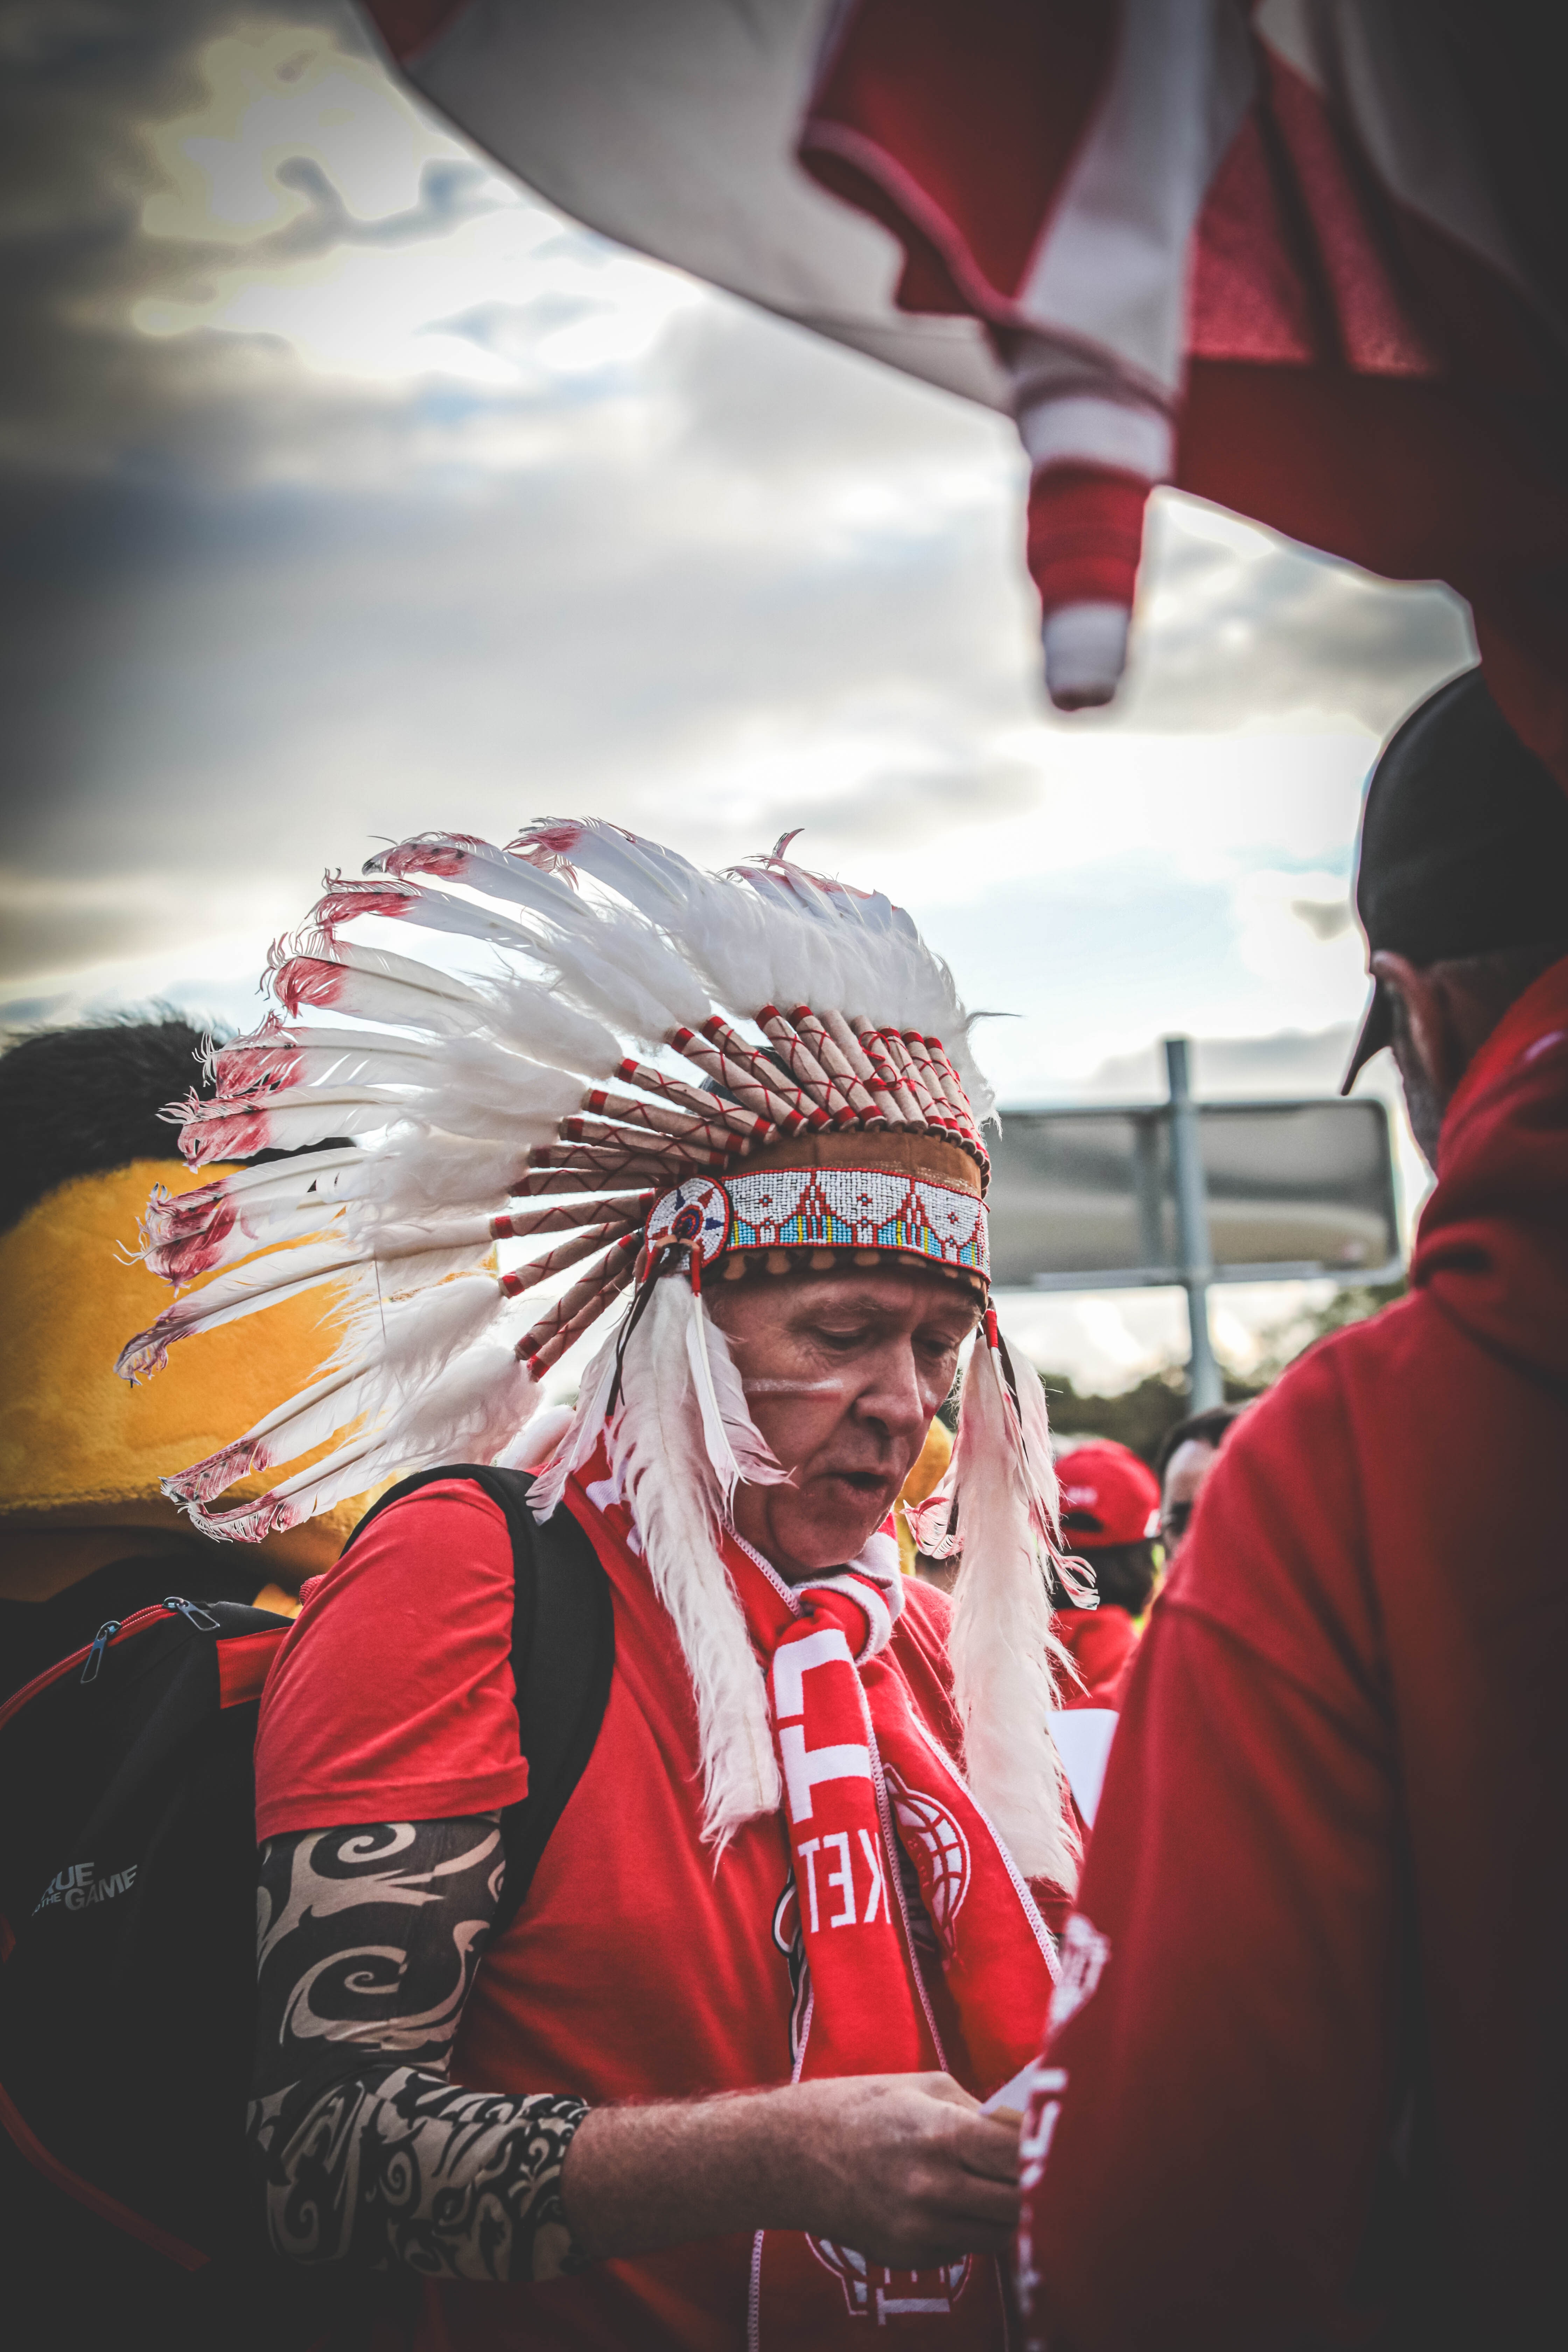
[1370,951,1469,1098]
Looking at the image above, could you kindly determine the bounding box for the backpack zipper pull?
[81,1620,122,1684]
[163,1595,220,1631]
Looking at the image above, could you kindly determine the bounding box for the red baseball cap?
[1056,1441,1160,1546]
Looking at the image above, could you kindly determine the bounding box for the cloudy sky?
[1,1,1476,1384]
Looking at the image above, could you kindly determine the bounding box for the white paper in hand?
[981,2060,1038,2118]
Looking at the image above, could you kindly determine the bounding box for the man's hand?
[561,2071,1020,2267]
[783,2072,1022,2264]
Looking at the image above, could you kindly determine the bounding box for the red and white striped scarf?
[728,1527,1058,2346]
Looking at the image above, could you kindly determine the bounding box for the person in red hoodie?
[1016,666,1568,2350]
[1051,1442,1162,1707]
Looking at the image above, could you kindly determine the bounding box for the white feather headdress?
[118,822,1082,1884]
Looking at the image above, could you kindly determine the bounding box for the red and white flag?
[363,1,1568,773]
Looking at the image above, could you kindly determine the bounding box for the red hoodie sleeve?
[1019,1349,1406,2350]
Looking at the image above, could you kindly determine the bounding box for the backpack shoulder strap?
[343,1463,614,1931]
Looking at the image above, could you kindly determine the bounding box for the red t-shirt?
[255,1479,529,1839]
[253,1468,1028,2350]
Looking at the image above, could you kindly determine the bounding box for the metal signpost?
[985,1037,1403,1405]
[1162,1038,1222,1409]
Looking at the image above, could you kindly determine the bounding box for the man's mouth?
[824,1468,895,1501]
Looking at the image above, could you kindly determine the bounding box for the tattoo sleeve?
[249,1818,587,2281]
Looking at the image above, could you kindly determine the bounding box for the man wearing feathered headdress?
[119,824,1086,2348]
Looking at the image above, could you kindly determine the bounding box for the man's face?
[1159,1438,1218,1564]
[705,1264,981,1581]
[1387,992,1446,1168]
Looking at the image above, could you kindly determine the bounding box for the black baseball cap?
[1342,668,1568,1091]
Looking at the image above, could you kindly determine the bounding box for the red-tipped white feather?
[119,1177,524,1386]
[139,1149,366,1284]
[267,937,486,1032]
[141,1148,360,1234]
[116,1242,359,1383]
[510,817,704,917]
[307,871,562,965]
[177,1090,397,1166]
[513,1237,639,1367]
[169,1338,541,1544]
[368,832,589,932]
[144,1192,500,1292]
[167,1273,526,1504]
[210,1023,440,1098]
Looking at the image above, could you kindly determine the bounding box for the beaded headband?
[645,1152,989,1289]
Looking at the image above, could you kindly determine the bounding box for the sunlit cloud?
[1232,867,1366,1026]
[133,27,704,392]
[140,28,455,240]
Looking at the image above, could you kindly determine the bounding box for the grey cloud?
[0,1,346,471]
[1106,501,1477,738]
[1,444,1026,883]
[0,891,167,981]
[246,153,501,262]
[791,755,1046,859]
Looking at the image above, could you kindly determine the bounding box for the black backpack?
[0,1466,612,2351]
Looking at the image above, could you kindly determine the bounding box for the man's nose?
[854,1340,930,1446]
